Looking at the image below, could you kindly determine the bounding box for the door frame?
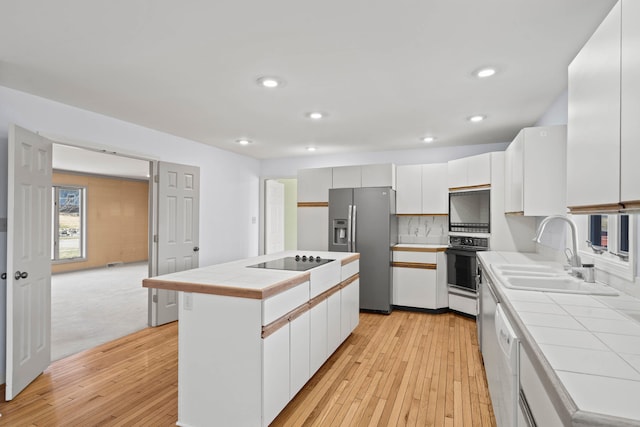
[258,176,298,255]
[45,139,161,325]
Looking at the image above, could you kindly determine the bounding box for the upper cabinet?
[504,125,567,216]
[332,166,362,188]
[447,153,491,191]
[620,0,640,210]
[396,163,448,215]
[297,167,333,202]
[567,1,640,212]
[332,164,396,189]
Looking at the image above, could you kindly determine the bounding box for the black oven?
[446,236,488,293]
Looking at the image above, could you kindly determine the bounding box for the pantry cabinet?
[396,163,447,214]
[567,1,640,212]
[504,125,567,216]
[448,153,491,190]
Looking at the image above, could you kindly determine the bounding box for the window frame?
[580,214,635,281]
[51,185,87,263]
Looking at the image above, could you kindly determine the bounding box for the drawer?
[310,261,341,298]
[341,259,359,281]
[263,281,309,325]
[393,250,438,264]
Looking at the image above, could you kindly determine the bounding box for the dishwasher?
[492,303,519,427]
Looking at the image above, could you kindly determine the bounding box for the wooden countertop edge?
[341,253,360,265]
[297,201,329,207]
[449,184,490,192]
[391,262,437,270]
[143,272,311,300]
[396,213,448,217]
[392,246,446,252]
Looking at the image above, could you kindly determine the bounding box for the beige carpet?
[51,262,149,361]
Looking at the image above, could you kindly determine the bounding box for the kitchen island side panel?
[177,292,263,427]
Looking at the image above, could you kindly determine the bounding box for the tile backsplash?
[398,216,448,244]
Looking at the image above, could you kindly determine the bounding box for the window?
[588,214,629,260]
[52,186,86,261]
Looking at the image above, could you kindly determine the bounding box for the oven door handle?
[446,248,478,256]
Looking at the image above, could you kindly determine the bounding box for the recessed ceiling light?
[475,67,497,78]
[306,112,326,120]
[422,136,436,143]
[257,76,283,88]
[468,115,486,123]
[236,139,252,145]
[306,146,317,152]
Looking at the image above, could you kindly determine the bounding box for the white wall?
[0,86,261,382]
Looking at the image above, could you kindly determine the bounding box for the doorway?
[262,178,298,254]
[50,143,152,360]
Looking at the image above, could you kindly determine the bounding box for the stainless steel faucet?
[533,215,582,268]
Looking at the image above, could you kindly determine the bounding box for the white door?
[265,180,285,254]
[6,124,53,400]
[151,161,200,326]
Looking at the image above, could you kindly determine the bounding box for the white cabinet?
[309,299,328,375]
[263,325,290,426]
[422,164,448,214]
[362,164,395,188]
[447,153,491,190]
[504,125,567,216]
[340,278,359,341]
[396,165,423,214]
[332,164,395,189]
[621,0,640,208]
[396,163,447,214]
[567,1,640,212]
[297,206,328,251]
[392,248,447,309]
[327,290,342,354]
[332,166,362,188]
[289,310,310,398]
[297,167,333,202]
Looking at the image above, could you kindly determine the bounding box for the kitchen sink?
[491,264,619,296]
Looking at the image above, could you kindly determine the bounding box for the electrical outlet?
[184,292,193,310]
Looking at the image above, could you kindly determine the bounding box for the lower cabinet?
[263,325,291,426]
[309,299,328,375]
[290,310,310,398]
[392,247,447,309]
[341,278,360,340]
[327,289,342,354]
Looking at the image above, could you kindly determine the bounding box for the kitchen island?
[478,251,640,426]
[143,251,360,427]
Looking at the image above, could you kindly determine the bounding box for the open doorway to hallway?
[51,144,151,360]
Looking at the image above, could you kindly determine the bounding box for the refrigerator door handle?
[347,204,353,252]
[352,204,357,252]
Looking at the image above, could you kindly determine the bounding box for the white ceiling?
[1,0,616,160]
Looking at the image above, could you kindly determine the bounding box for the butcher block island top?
[142,250,362,427]
[143,250,360,299]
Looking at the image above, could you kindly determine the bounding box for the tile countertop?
[478,251,640,427]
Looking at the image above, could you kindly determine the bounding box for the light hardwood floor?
[0,311,495,426]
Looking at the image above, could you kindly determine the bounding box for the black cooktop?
[248,256,335,272]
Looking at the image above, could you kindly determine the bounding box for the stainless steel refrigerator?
[328,187,397,313]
